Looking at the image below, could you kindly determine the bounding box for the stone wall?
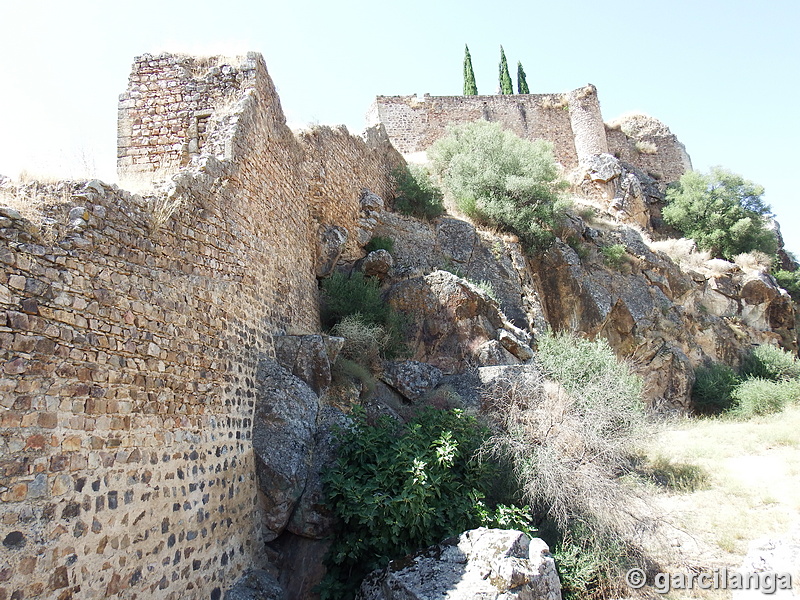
[368,87,691,188]
[367,92,580,168]
[0,52,398,600]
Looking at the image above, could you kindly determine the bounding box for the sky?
[0,0,797,256]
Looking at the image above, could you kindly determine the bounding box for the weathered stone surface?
[253,359,320,541]
[225,569,286,600]
[357,528,561,600]
[363,249,394,279]
[380,360,443,402]
[287,405,349,539]
[584,153,622,183]
[271,534,332,600]
[476,339,520,367]
[274,334,343,395]
[386,271,527,373]
[316,224,348,277]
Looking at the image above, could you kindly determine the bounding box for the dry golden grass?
[638,406,800,599]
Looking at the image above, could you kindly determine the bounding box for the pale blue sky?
[0,0,797,256]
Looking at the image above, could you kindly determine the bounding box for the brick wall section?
[606,124,693,187]
[0,52,397,600]
[298,124,404,260]
[368,90,603,168]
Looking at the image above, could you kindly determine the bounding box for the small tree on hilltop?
[517,61,530,94]
[463,44,478,96]
[499,46,513,95]
[662,167,777,260]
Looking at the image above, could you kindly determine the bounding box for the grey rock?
[584,153,622,183]
[316,224,348,277]
[357,528,561,600]
[476,339,520,366]
[498,329,534,361]
[380,360,443,402]
[363,249,393,279]
[287,405,349,539]
[253,359,320,541]
[225,569,286,600]
[273,334,343,395]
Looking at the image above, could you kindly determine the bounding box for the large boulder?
[253,359,320,541]
[379,360,443,402]
[385,270,533,373]
[273,334,343,395]
[357,528,562,600]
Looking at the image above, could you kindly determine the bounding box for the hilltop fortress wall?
[368,85,690,184]
[0,53,399,600]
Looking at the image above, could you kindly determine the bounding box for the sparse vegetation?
[773,268,800,303]
[662,168,778,260]
[692,344,800,417]
[600,244,628,270]
[485,332,649,599]
[364,235,394,254]
[320,271,406,358]
[429,120,569,250]
[391,164,444,220]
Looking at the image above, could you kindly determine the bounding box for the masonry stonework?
[0,52,398,600]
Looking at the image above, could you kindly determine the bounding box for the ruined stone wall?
[368,86,614,169]
[298,124,404,260]
[368,93,579,169]
[0,52,398,600]
[605,114,693,187]
[117,54,255,183]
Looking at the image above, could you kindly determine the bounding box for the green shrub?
[773,269,800,303]
[320,407,530,599]
[364,236,394,254]
[600,244,628,270]
[391,164,444,220]
[731,378,800,418]
[741,344,800,382]
[429,121,569,250]
[320,271,388,330]
[692,362,741,414]
[662,168,777,260]
[320,271,406,359]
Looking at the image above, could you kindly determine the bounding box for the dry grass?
[638,406,800,599]
[635,140,658,155]
[0,180,72,224]
[734,250,773,273]
[649,237,739,276]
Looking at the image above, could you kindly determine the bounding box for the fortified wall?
[368,86,691,185]
[0,52,400,600]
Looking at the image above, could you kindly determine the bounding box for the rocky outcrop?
[531,220,796,409]
[379,360,443,402]
[357,528,561,600]
[386,270,534,373]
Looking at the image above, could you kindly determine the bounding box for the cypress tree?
[517,61,530,94]
[463,45,478,96]
[499,46,513,94]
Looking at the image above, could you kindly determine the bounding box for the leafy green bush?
[601,244,628,270]
[773,269,800,304]
[391,164,444,220]
[429,121,569,250]
[740,344,800,382]
[692,362,741,414]
[320,271,388,330]
[662,168,777,260]
[320,407,529,599]
[731,378,800,418]
[364,236,394,254]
